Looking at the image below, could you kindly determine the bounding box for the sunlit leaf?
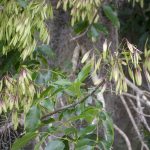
[54,79,71,86]
[77,62,91,82]
[135,68,142,85]
[76,139,94,149]
[81,51,91,64]
[78,125,96,137]
[12,132,38,150]
[25,105,41,132]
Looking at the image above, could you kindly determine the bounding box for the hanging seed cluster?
[81,40,150,94]
[57,0,102,25]
[0,67,35,128]
[0,0,53,129]
[143,44,150,83]
[0,0,53,60]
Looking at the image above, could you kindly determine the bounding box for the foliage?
[0,0,53,129]
[81,39,150,94]
[10,61,114,149]
[57,0,101,26]
[58,0,119,42]
[0,0,52,60]
[12,132,38,150]
[0,1,115,149]
[0,0,149,149]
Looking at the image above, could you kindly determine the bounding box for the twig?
[114,124,132,150]
[136,94,150,132]
[125,77,150,99]
[128,98,150,118]
[70,28,89,41]
[41,80,105,121]
[125,78,143,95]
[120,96,149,150]
[141,95,150,107]
[122,92,150,107]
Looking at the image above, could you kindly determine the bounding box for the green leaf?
[70,107,99,123]
[100,112,114,149]
[24,60,40,70]
[77,63,91,82]
[90,26,99,38]
[93,23,108,35]
[128,66,135,82]
[35,71,51,85]
[51,87,64,97]
[54,79,71,86]
[12,132,38,150]
[76,138,94,148]
[41,117,55,125]
[99,111,106,120]
[40,86,53,98]
[74,20,89,34]
[76,145,93,150]
[36,45,55,59]
[103,5,120,28]
[25,106,41,132]
[78,125,96,137]
[62,135,69,150]
[87,26,99,42]
[64,127,77,135]
[45,140,65,150]
[83,107,99,122]
[0,51,20,76]
[65,81,82,97]
[34,134,48,150]
[40,99,54,111]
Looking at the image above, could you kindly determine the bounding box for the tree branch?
[136,94,150,132]
[122,92,150,107]
[114,124,132,150]
[125,78,143,95]
[128,98,150,118]
[120,96,149,150]
[41,80,105,121]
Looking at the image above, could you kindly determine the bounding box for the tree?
[0,0,150,150]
